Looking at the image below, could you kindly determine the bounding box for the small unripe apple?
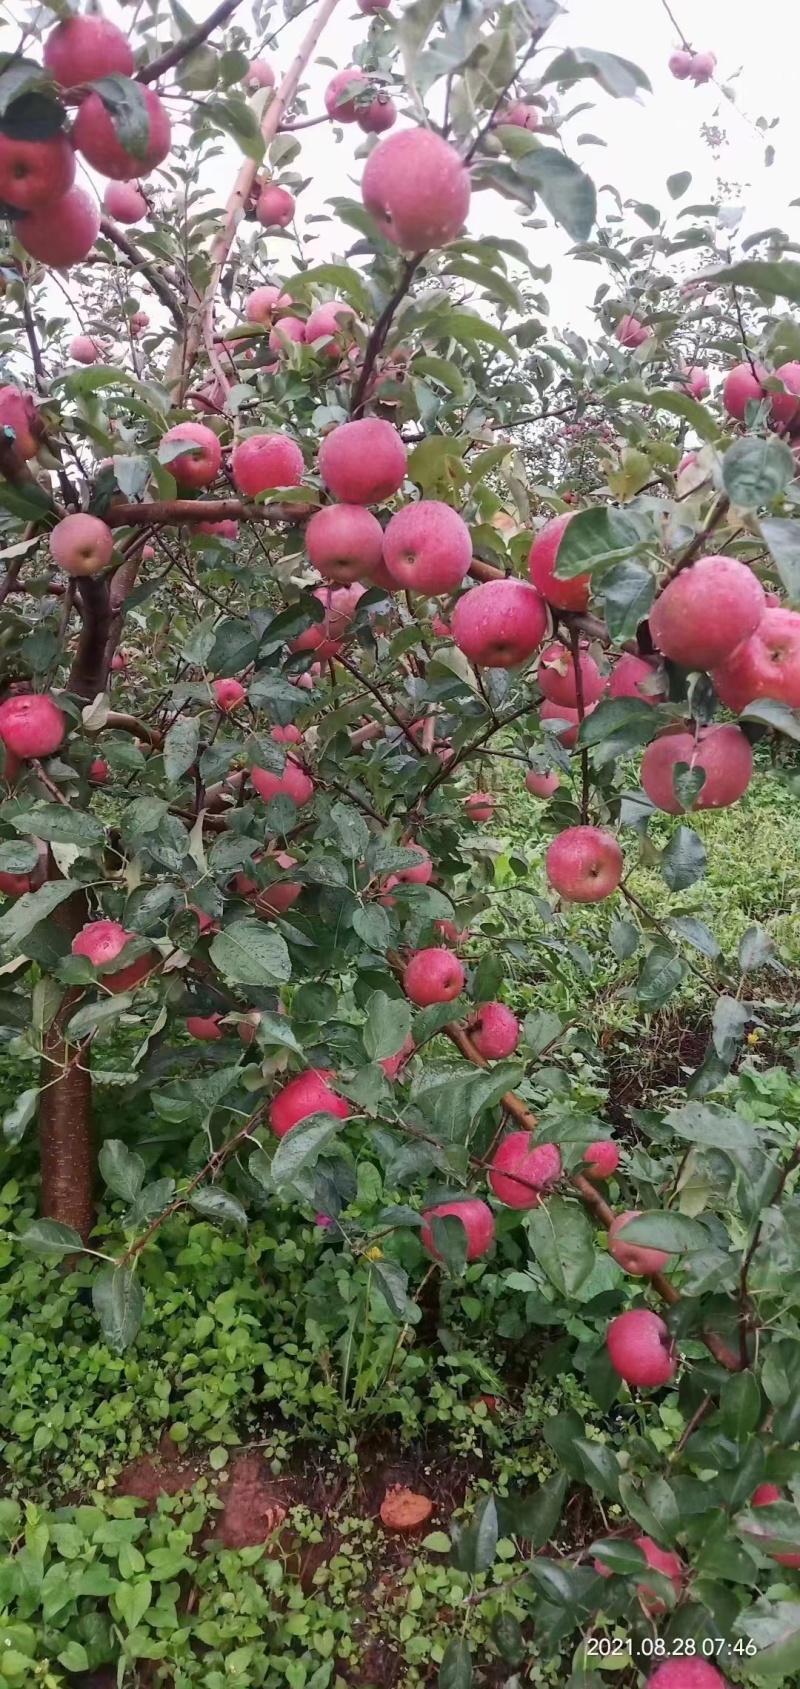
[525,767,560,799]
[751,1484,800,1566]
[305,503,383,584]
[103,181,147,224]
[546,826,623,902]
[256,184,295,228]
[645,1662,726,1689]
[640,723,753,813]
[17,184,100,267]
[649,555,764,671]
[44,15,134,83]
[251,756,314,808]
[467,1001,519,1059]
[608,1211,671,1276]
[488,1134,560,1209]
[72,919,131,966]
[357,95,397,134]
[187,1013,224,1041]
[0,131,75,211]
[362,127,471,251]
[244,59,275,90]
[69,336,101,365]
[464,792,495,824]
[73,87,171,179]
[232,432,304,496]
[606,1308,677,1387]
[689,50,716,83]
[421,1198,495,1261]
[0,693,64,759]
[615,314,650,348]
[269,1067,349,1136]
[318,418,406,505]
[403,946,465,1006]
[305,301,357,355]
[245,285,292,324]
[609,653,666,705]
[668,49,693,79]
[712,607,800,711]
[160,422,222,490]
[382,500,472,594]
[89,757,109,784]
[722,361,765,419]
[324,68,368,122]
[538,641,605,707]
[50,513,114,577]
[452,579,547,669]
[583,1139,620,1180]
[213,678,246,712]
[528,513,590,611]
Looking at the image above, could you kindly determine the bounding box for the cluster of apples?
[0,15,171,269]
[668,48,716,84]
[324,67,397,134]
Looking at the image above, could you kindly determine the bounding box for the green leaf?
[722,435,794,508]
[114,1576,152,1632]
[430,1212,469,1277]
[3,1087,37,1146]
[661,825,707,890]
[363,991,412,1061]
[515,146,596,241]
[370,1257,420,1323]
[89,74,152,160]
[271,1110,348,1189]
[664,1101,760,1151]
[284,263,373,318]
[601,560,655,640]
[440,311,516,356]
[204,94,265,161]
[573,1439,621,1500]
[18,1218,84,1257]
[589,1537,647,1575]
[189,1187,247,1227]
[712,994,751,1064]
[609,916,639,960]
[760,518,800,604]
[669,915,720,958]
[617,1212,708,1252]
[721,1370,762,1439]
[701,257,800,306]
[9,804,104,848]
[667,171,692,199]
[98,1139,146,1203]
[163,718,200,784]
[525,1196,595,1297]
[92,1265,143,1352]
[0,839,38,874]
[0,879,76,951]
[554,505,647,578]
[738,924,775,971]
[501,1472,567,1546]
[577,695,657,751]
[66,993,134,1042]
[522,1008,563,1057]
[491,1612,525,1666]
[635,942,686,1009]
[646,388,721,441]
[540,46,651,98]
[735,1599,800,1675]
[210,922,291,988]
[438,1637,473,1689]
[741,697,800,741]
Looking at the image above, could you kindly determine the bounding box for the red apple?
[467,1001,519,1059]
[496,102,541,129]
[0,131,75,211]
[232,432,304,496]
[292,582,364,659]
[596,1535,682,1615]
[198,518,239,539]
[251,756,314,808]
[382,845,433,897]
[0,694,64,759]
[49,513,114,577]
[318,418,406,504]
[606,1308,677,1387]
[89,757,109,784]
[609,653,666,705]
[44,15,134,83]
[0,870,35,897]
[464,792,495,824]
[608,1211,671,1276]
[525,767,560,799]
[712,607,800,711]
[324,68,368,123]
[213,678,245,712]
[640,723,753,813]
[362,127,471,251]
[583,1139,620,1180]
[421,1198,495,1262]
[160,422,221,490]
[72,919,130,966]
[403,946,465,1006]
[245,286,292,324]
[271,725,303,744]
[723,361,765,420]
[269,315,305,353]
[452,579,547,668]
[305,301,358,355]
[538,641,605,707]
[751,1484,800,1567]
[0,386,41,467]
[684,366,710,399]
[546,826,623,902]
[69,336,101,365]
[269,1067,349,1136]
[668,49,693,79]
[256,184,295,228]
[690,51,716,83]
[382,500,472,594]
[528,513,590,611]
[357,95,397,134]
[488,1134,561,1209]
[678,451,699,475]
[73,87,171,179]
[103,180,147,224]
[615,314,650,348]
[17,184,100,267]
[244,59,275,90]
[645,1663,726,1689]
[305,503,384,583]
[187,1013,224,1041]
[649,555,764,671]
[380,1034,415,1079]
[254,853,302,918]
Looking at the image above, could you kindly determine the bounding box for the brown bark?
[39,878,93,1240]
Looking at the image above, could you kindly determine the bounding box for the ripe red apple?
[256,184,295,228]
[606,1308,677,1387]
[103,180,147,224]
[649,555,765,671]
[232,432,304,496]
[751,1484,800,1567]
[684,366,709,399]
[357,95,397,134]
[73,87,171,179]
[766,361,800,429]
[361,127,471,251]
[712,607,800,711]
[528,513,590,611]
[44,15,134,83]
[596,1535,682,1614]
[690,51,716,83]
[380,1032,415,1080]
[305,503,383,583]
[539,699,596,747]
[318,418,406,505]
[305,301,357,355]
[0,870,35,897]
[382,500,472,594]
[245,285,292,324]
[160,422,221,490]
[722,361,765,420]
[17,184,100,267]
[0,693,64,759]
[645,1663,726,1689]
[0,386,42,466]
[496,102,541,128]
[640,723,753,813]
[251,756,314,808]
[269,1067,349,1137]
[292,582,364,659]
[538,641,605,707]
[668,49,693,79]
[382,845,433,897]
[609,653,666,705]
[271,724,303,744]
[451,579,547,668]
[142,545,155,561]
[403,946,465,1006]
[359,0,391,10]
[421,1198,495,1262]
[198,518,238,539]
[324,68,368,122]
[130,310,149,336]
[72,919,131,966]
[608,1211,671,1276]
[488,1134,561,1209]
[615,314,650,348]
[269,315,305,353]
[525,767,560,799]
[89,757,109,784]
[69,336,101,365]
[583,1139,620,1180]
[187,1013,224,1041]
[104,950,159,994]
[467,1001,519,1059]
[213,678,246,712]
[464,792,495,824]
[254,853,302,918]
[0,131,75,211]
[244,59,275,90]
[546,826,623,902]
[49,513,114,577]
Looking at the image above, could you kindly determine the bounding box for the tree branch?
[138,0,244,84]
[350,254,422,419]
[99,217,185,329]
[105,497,297,528]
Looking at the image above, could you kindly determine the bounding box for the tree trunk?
[39,882,94,1240]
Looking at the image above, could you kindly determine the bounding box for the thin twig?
[139,0,244,83]
[350,254,422,418]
